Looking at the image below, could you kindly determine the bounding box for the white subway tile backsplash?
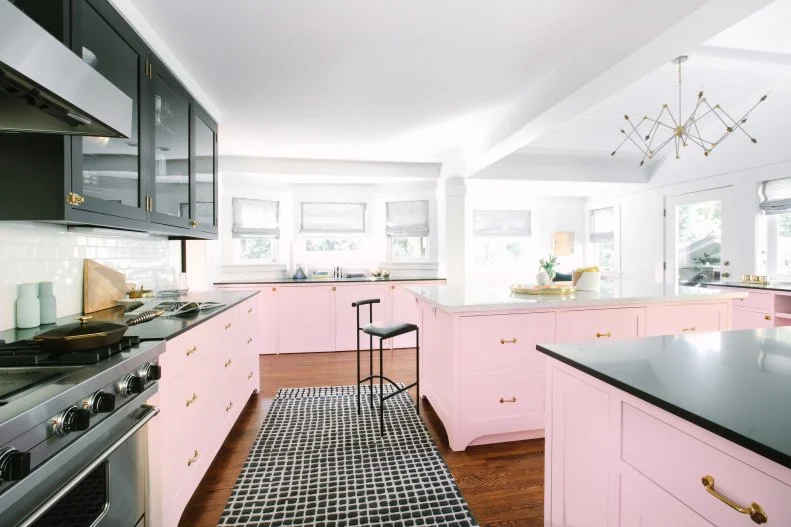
[0,222,170,330]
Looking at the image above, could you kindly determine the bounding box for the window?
[386,200,430,260]
[590,207,616,271]
[761,178,791,277]
[300,202,366,253]
[231,198,279,262]
[472,210,534,268]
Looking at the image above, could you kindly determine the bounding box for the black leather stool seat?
[362,321,418,340]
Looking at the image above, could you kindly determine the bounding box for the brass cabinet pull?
[248,371,254,380]
[595,331,612,338]
[702,475,767,524]
[187,450,199,467]
[225,401,233,412]
[248,307,253,314]
[185,345,198,356]
[682,327,696,333]
[247,337,253,344]
[185,393,199,407]
[500,338,518,345]
[272,287,277,292]
[224,359,232,368]
[225,322,232,330]
[499,397,517,403]
[331,286,336,291]
[765,315,772,321]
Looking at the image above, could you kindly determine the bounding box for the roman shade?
[590,207,615,243]
[759,178,791,215]
[385,200,430,237]
[301,202,366,233]
[232,198,279,238]
[472,210,532,236]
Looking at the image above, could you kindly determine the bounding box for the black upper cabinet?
[0,0,217,240]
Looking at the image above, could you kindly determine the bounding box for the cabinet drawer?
[732,289,773,311]
[646,303,726,336]
[732,307,774,331]
[460,312,556,373]
[557,308,644,343]
[159,423,210,503]
[621,403,791,526]
[460,373,544,432]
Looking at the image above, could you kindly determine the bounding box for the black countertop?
[537,328,791,470]
[704,281,791,293]
[0,290,259,343]
[214,276,446,285]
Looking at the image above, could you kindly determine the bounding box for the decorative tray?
[510,283,576,296]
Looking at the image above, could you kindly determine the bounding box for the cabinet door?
[732,308,774,331]
[620,469,715,527]
[391,284,420,348]
[645,303,727,336]
[334,285,388,352]
[557,308,644,343]
[191,106,218,234]
[277,286,334,353]
[148,58,193,229]
[69,0,148,221]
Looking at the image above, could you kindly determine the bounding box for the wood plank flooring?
[179,350,545,527]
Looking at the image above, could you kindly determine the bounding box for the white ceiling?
[130,0,631,161]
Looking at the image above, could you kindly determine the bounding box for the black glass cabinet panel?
[192,107,218,233]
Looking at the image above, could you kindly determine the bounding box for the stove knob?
[88,391,115,414]
[0,447,30,484]
[138,363,161,382]
[52,407,91,436]
[118,374,145,396]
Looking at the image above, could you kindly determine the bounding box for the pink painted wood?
[391,283,421,348]
[732,307,774,330]
[730,288,773,311]
[645,302,728,336]
[557,307,644,343]
[333,284,389,352]
[277,285,334,353]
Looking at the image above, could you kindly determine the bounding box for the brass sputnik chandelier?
[611,55,767,166]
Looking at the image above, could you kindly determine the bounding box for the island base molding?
[544,358,791,526]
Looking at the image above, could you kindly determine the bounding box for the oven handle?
[16,405,160,527]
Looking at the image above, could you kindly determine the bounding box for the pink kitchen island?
[406,283,745,451]
[536,329,791,526]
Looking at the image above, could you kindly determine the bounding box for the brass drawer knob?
[190,220,199,228]
[272,287,276,292]
[248,307,253,314]
[224,359,232,368]
[332,286,336,291]
[247,337,253,344]
[185,345,198,356]
[225,401,233,412]
[682,327,696,333]
[765,315,772,321]
[499,397,517,403]
[248,371,254,380]
[187,450,199,467]
[702,475,767,524]
[595,331,612,338]
[185,393,199,407]
[225,322,232,330]
[500,338,517,345]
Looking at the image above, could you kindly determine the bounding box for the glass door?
[69,0,147,221]
[664,187,736,292]
[192,108,218,233]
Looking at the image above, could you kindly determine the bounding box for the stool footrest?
[358,374,401,392]
[382,382,418,401]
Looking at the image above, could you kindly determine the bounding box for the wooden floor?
[179,350,545,527]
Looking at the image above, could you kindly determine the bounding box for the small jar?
[39,281,57,325]
[16,283,41,329]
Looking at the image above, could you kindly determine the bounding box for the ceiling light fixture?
[611,55,767,166]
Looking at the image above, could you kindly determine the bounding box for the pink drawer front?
[621,403,791,526]
[731,289,773,311]
[460,373,544,432]
[645,303,727,337]
[732,308,774,330]
[460,312,556,374]
[557,307,644,343]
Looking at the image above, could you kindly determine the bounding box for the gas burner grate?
[0,336,141,367]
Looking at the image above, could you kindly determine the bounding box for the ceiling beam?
[472,153,654,184]
[220,156,441,179]
[461,0,776,178]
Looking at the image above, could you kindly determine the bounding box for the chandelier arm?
[682,97,706,129]
[720,99,766,142]
[685,126,716,148]
[624,131,652,157]
[625,116,651,149]
[650,135,676,156]
[684,135,707,150]
[612,133,635,156]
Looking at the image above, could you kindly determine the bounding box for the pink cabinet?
[620,468,714,527]
[277,285,334,353]
[334,284,388,351]
[732,307,774,330]
[645,302,728,336]
[391,284,420,348]
[557,307,644,343]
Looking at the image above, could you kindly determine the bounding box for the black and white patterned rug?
[217,385,478,527]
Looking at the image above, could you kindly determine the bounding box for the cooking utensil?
[33,309,164,353]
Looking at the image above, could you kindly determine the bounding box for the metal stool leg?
[415,328,420,416]
[356,307,361,415]
[379,337,384,436]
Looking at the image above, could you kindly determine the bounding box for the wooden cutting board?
[83,259,127,314]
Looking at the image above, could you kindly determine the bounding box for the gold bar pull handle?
[682,326,696,333]
[224,359,232,368]
[499,397,517,403]
[185,393,199,407]
[187,450,199,467]
[185,345,198,356]
[248,371,254,380]
[500,338,518,345]
[225,401,233,412]
[225,322,232,330]
[595,331,612,338]
[702,475,768,524]
[247,337,253,344]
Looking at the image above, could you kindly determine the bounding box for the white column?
[437,176,467,285]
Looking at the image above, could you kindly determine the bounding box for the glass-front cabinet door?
[149,59,193,228]
[69,0,147,220]
[192,109,218,233]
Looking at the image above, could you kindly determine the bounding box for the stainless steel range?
[0,335,165,526]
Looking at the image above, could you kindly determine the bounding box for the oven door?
[1,384,159,527]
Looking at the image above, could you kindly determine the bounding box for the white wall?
[0,222,173,330]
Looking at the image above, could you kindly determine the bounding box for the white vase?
[536,270,550,285]
[16,283,40,329]
[39,281,57,325]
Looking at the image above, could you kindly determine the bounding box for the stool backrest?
[352,298,380,329]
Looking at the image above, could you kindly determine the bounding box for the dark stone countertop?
[704,281,791,293]
[0,290,259,344]
[537,328,791,470]
[214,276,446,285]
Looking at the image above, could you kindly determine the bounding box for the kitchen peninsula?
[408,283,746,451]
[537,329,791,526]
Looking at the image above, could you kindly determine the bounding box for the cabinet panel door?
[192,105,218,234]
[277,286,334,353]
[391,284,420,348]
[620,469,715,527]
[732,307,774,330]
[334,285,388,352]
[69,0,147,221]
[557,308,644,343]
[645,303,727,336]
[460,373,544,432]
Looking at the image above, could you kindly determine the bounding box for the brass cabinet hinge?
[66,192,85,206]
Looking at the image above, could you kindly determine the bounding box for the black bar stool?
[352,298,419,436]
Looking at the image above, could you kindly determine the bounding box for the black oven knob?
[138,362,161,382]
[119,374,145,396]
[52,407,91,436]
[0,447,30,484]
[88,390,115,414]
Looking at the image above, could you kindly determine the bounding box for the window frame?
[230,197,281,264]
[387,235,430,262]
[766,213,791,280]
